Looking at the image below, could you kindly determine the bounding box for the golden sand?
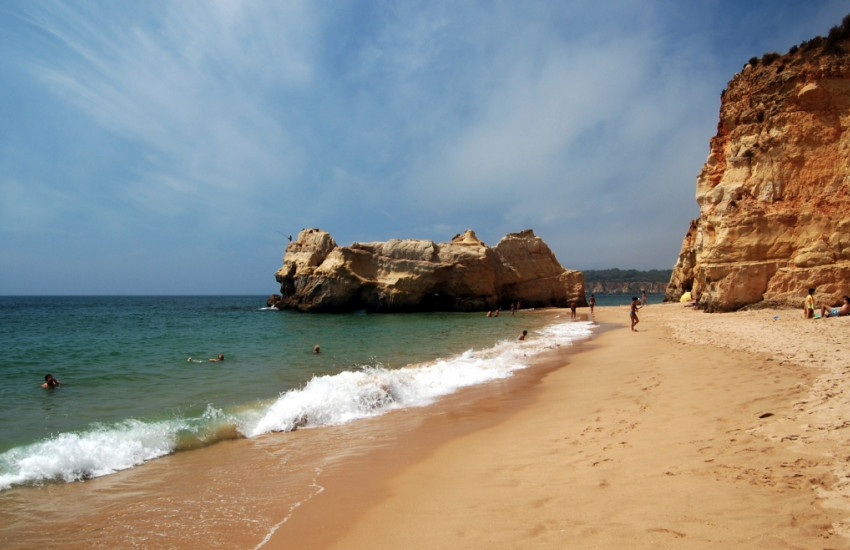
[271,303,850,549]
[4,304,850,549]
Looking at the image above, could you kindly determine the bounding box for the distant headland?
[584,269,671,295]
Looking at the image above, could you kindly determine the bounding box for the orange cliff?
[667,18,850,311]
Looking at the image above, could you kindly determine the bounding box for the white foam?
[0,420,173,490]
[245,319,595,436]
[0,405,236,491]
[0,320,595,491]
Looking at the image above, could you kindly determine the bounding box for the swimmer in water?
[41,373,63,388]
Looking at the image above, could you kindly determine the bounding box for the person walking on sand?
[804,288,816,319]
[630,296,640,331]
[820,296,850,318]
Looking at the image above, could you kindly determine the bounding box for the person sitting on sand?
[41,373,63,388]
[209,354,224,362]
[630,296,640,332]
[518,330,527,341]
[820,296,850,318]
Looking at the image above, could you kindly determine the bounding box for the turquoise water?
[0,295,595,490]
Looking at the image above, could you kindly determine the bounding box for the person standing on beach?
[804,288,816,319]
[589,294,596,314]
[570,301,577,319]
[630,297,640,331]
[641,290,647,306]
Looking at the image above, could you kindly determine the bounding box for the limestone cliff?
[666,19,850,311]
[272,228,585,313]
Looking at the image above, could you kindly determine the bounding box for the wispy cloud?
[1,0,848,293]
[20,2,314,216]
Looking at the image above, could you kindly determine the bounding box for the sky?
[1,1,847,295]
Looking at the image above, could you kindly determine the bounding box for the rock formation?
[273,228,585,313]
[666,20,850,311]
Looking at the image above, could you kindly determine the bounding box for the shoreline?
[269,303,850,549]
[0,308,583,549]
[266,311,595,548]
[3,304,850,548]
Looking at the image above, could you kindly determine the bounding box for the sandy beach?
[4,303,850,549]
[271,303,850,549]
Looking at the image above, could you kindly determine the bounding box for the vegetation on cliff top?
[746,12,850,69]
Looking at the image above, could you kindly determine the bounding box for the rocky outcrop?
[273,228,585,313]
[666,21,850,311]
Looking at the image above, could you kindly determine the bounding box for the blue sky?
[1,1,847,295]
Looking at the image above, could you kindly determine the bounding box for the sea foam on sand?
[268,303,850,549]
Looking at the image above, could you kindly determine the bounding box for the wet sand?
[4,304,850,549]
[272,304,850,549]
[0,310,571,549]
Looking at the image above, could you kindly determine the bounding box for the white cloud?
[2,0,849,292]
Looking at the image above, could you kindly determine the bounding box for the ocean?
[0,294,663,547]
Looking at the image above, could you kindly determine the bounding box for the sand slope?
[280,304,850,549]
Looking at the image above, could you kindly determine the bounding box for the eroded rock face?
[273,228,585,312]
[666,29,850,311]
